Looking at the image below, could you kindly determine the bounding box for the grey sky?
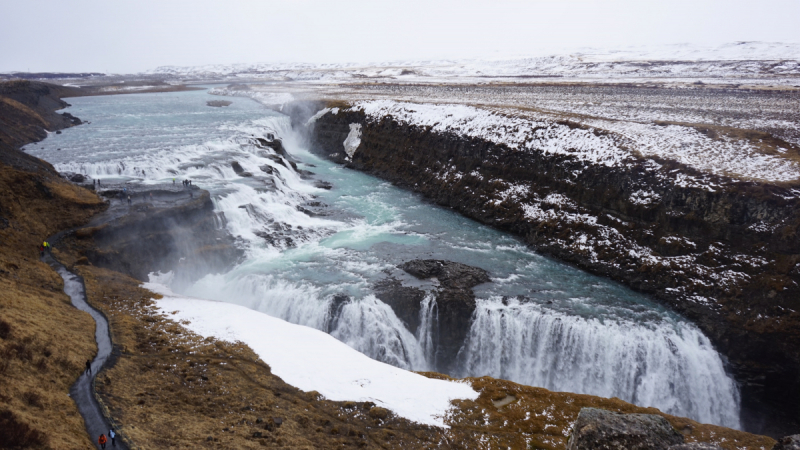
[2,0,799,73]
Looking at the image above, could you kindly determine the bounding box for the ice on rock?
[343,123,362,159]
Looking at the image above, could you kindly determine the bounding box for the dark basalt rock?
[373,278,426,334]
[266,154,298,171]
[566,408,684,450]
[325,294,351,333]
[0,81,85,174]
[314,181,333,190]
[399,259,490,290]
[231,161,252,177]
[376,259,492,372]
[206,100,232,107]
[773,435,800,450]
[254,137,290,159]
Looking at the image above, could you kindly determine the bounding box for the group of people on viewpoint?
[90,178,196,207]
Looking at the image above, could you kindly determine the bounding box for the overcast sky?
[2,0,799,73]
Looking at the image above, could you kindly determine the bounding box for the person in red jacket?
[98,434,107,449]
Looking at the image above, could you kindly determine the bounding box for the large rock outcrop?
[773,435,800,450]
[375,259,490,372]
[567,408,684,450]
[307,103,800,435]
[80,188,241,285]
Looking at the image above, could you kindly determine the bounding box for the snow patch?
[630,190,662,206]
[147,282,477,427]
[343,123,362,158]
[306,107,339,125]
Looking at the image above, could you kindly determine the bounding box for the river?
[26,87,741,428]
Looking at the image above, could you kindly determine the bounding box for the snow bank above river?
[350,100,800,184]
[147,282,478,428]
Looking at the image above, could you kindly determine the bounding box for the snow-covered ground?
[207,87,294,107]
[150,42,800,86]
[147,281,479,428]
[339,100,800,184]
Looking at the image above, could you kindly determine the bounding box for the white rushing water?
[27,88,741,428]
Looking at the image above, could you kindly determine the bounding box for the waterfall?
[38,90,742,429]
[331,296,429,371]
[455,298,741,428]
[416,293,439,366]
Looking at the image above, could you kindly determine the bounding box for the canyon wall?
[308,105,800,436]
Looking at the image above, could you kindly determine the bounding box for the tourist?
[127,195,131,205]
[98,433,107,449]
[108,428,116,447]
[85,360,91,375]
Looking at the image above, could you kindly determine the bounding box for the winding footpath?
[47,256,129,450]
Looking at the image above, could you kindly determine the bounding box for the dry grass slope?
[0,163,107,449]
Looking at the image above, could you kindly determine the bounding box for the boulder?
[231,161,244,173]
[773,435,800,450]
[399,259,490,290]
[255,137,289,158]
[566,408,683,450]
[231,161,252,176]
[266,154,297,171]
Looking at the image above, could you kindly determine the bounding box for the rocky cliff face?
[308,105,800,435]
[374,259,490,372]
[64,188,243,287]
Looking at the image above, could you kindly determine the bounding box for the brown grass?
[76,266,453,449]
[417,372,775,450]
[0,162,107,449]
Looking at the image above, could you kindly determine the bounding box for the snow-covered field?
[151,42,800,86]
[148,282,479,428]
[314,99,800,185]
[194,41,800,186]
